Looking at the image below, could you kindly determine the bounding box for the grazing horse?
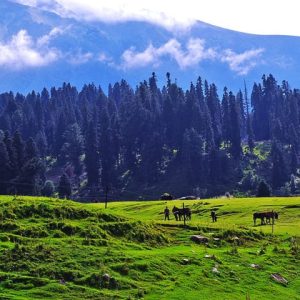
[253,212,265,225]
[265,211,279,224]
[253,211,278,226]
[172,206,191,221]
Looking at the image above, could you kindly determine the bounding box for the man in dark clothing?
[164,206,170,220]
[211,210,217,222]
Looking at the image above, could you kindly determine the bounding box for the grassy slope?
[0,196,299,300]
[101,197,300,236]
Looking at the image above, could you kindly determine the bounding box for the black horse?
[172,206,191,221]
[253,211,278,226]
[265,211,279,224]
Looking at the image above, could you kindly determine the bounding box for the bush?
[41,180,55,197]
[58,173,72,199]
[256,180,271,197]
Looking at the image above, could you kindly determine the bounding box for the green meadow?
[0,195,299,299]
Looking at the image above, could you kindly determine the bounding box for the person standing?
[211,210,217,222]
[164,206,170,220]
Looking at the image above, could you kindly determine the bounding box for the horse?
[172,206,191,221]
[265,211,279,224]
[253,212,265,226]
[253,211,278,226]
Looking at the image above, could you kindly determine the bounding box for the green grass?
[100,197,300,236]
[0,195,299,299]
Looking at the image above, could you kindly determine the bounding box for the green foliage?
[2,74,300,200]
[41,180,55,197]
[58,173,72,199]
[256,180,271,197]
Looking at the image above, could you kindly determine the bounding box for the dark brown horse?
[172,206,191,221]
[265,211,279,224]
[253,211,278,226]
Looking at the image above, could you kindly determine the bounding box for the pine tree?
[12,131,25,170]
[35,130,48,156]
[25,137,38,161]
[244,81,254,152]
[15,157,43,195]
[221,87,230,147]
[209,147,221,184]
[236,90,246,138]
[99,107,114,190]
[61,123,84,176]
[3,131,17,180]
[181,128,204,184]
[206,84,222,147]
[85,121,100,186]
[290,145,298,175]
[58,173,72,199]
[271,142,288,189]
[0,141,9,194]
[229,92,242,159]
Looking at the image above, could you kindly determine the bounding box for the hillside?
[0,195,299,299]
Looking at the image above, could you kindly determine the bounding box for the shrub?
[58,173,72,199]
[41,180,55,197]
[256,180,271,197]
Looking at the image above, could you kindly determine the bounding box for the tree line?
[0,73,298,199]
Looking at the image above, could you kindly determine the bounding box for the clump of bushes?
[256,180,271,197]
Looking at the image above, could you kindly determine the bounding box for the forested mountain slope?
[0,73,299,200]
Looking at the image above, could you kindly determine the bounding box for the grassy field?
[0,195,299,299]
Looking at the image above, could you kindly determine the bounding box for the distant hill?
[1,0,300,93]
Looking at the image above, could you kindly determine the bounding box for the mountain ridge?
[1,0,300,94]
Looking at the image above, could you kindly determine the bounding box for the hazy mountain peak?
[1,0,300,93]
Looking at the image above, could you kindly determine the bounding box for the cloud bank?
[11,0,196,31]
[0,29,60,69]
[121,39,216,69]
[121,38,263,75]
[220,48,265,75]
[0,27,264,75]
[10,0,300,36]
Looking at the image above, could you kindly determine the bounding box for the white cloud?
[67,51,93,64]
[160,39,216,68]
[121,39,264,75]
[13,0,37,4]
[0,29,60,69]
[37,26,64,46]
[220,48,264,75]
[9,0,300,36]
[98,52,114,66]
[10,0,197,31]
[66,51,116,66]
[121,38,216,69]
[122,44,159,69]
